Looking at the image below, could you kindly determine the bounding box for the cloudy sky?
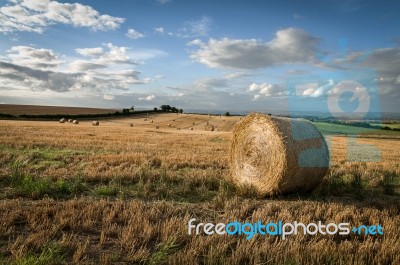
[0,0,399,113]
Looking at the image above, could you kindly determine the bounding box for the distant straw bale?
[59,118,66,123]
[92,121,99,126]
[205,124,214,131]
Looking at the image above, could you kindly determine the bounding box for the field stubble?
[0,116,399,264]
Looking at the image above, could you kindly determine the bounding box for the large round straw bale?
[68,119,73,123]
[230,113,329,196]
[205,124,214,131]
[92,121,99,126]
[156,126,160,129]
[72,120,79,124]
[59,118,66,123]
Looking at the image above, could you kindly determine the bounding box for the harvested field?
[0,114,399,264]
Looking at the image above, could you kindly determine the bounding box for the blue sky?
[0,0,399,113]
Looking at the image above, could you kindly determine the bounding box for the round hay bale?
[92,121,99,126]
[190,128,193,130]
[59,118,66,123]
[151,120,153,123]
[68,119,73,123]
[176,127,180,130]
[205,124,214,131]
[130,123,133,127]
[192,122,195,125]
[156,126,160,129]
[72,120,79,124]
[168,124,171,127]
[230,113,329,196]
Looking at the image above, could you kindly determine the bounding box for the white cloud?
[252,94,261,101]
[154,27,165,34]
[336,47,400,99]
[139,94,155,101]
[7,46,61,69]
[0,42,162,95]
[74,43,138,65]
[189,28,319,69]
[295,80,335,98]
[103,94,115,100]
[181,15,212,37]
[0,0,125,33]
[125,28,145,39]
[75,47,104,57]
[248,82,287,97]
[0,61,82,92]
[69,60,107,71]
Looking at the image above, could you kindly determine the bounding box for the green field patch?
[313,122,400,136]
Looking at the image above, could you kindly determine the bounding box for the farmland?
[0,104,118,116]
[0,112,399,264]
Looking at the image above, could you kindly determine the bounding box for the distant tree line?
[0,109,158,120]
[159,105,183,113]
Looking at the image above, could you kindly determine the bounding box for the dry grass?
[0,116,399,264]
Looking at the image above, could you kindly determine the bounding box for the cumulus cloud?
[344,47,400,98]
[154,27,165,34]
[139,94,155,101]
[248,82,287,98]
[295,79,335,97]
[68,60,107,71]
[0,42,160,94]
[103,94,115,100]
[0,0,125,33]
[0,61,81,92]
[74,43,138,66]
[7,46,61,69]
[125,28,145,39]
[75,47,104,57]
[189,28,319,69]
